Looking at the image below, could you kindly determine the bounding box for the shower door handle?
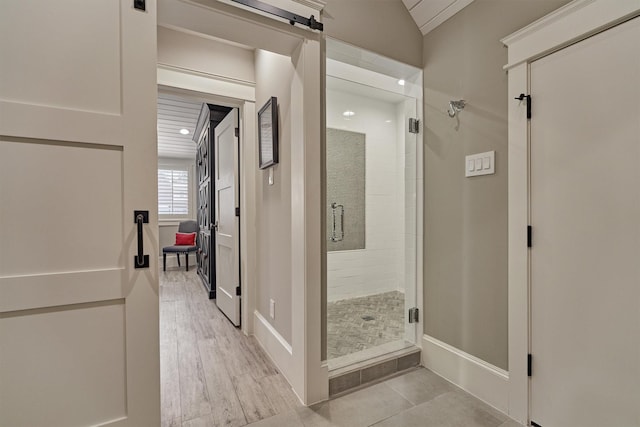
[330,202,345,242]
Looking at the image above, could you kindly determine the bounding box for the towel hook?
[448,100,466,118]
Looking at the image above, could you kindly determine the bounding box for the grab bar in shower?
[330,202,345,242]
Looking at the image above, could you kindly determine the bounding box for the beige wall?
[323,0,423,69]
[158,26,255,82]
[254,49,294,343]
[422,0,570,370]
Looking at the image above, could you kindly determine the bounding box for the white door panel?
[215,109,240,325]
[530,16,640,427]
[0,1,159,426]
[1,301,127,427]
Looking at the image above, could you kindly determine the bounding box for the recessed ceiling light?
[343,110,355,117]
[385,120,392,123]
[179,128,190,135]
[398,79,406,86]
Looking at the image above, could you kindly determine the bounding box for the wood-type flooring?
[160,269,301,427]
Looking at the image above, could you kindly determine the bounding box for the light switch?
[465,151,495,177]
[483,157,491,170]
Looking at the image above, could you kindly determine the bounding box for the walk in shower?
[325,39,422,370]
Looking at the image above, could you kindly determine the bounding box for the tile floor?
[161,269,522,427]
[251,368,522,427]
[327,291,405,359]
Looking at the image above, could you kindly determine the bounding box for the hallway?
[161,270,520,427]
[160,270,301,427]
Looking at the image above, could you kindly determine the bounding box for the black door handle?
[134,210,150,269]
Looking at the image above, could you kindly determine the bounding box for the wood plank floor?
[160,269,301,427]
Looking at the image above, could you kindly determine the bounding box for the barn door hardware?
[231,0,323,31]
[134,210,150,269]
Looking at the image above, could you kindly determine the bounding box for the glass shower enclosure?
[325,39,422,370]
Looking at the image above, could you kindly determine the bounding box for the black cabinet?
[193,103,232,299]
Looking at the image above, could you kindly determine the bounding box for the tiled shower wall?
[326,128,366,252]
[327,87,414,302]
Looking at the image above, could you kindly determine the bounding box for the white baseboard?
[253,310,295,388]
[422,334,509,414]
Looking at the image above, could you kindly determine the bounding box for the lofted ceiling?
[402,0,474,35]
[157,93,201,159]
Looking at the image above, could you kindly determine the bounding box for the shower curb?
[328,347,421,397]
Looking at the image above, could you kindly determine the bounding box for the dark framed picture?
[258,97,279,169]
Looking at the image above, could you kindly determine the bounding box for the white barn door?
[0,1,160,426]
[530,16,640,427]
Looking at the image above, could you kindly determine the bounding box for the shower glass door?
[325,39,421,369]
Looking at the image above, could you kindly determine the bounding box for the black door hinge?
[409,118,420,134]
[235,207,240,217]
[528,353,532,377]
[236,286,241,296]
[515,93,531,119]
[235,128,239,138]
[408,307,419,323]
[527,225,532,248]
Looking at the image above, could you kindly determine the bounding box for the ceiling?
[157,93,201,159]
[157,93,233,160]
[402,0,474,35]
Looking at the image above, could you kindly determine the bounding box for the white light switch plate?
[465,151,495,177]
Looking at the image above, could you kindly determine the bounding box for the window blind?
[158,168,189,216]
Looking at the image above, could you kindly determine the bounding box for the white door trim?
[502,0,640,423]
[157,80,256,336]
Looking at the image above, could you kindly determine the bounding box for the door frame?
[156,83,255,334]
[502,0,640,423]
[323,43,425,357]
[157,0,328,405]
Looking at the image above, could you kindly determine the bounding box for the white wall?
[158,26,255,83]
[421,0,571,372]
[254,49,294,344]
[326,88,406,302]
[323,0,423,68]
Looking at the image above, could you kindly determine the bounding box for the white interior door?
[0,1,160,426]
[530,17,640,427]
[214,109,241,325]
